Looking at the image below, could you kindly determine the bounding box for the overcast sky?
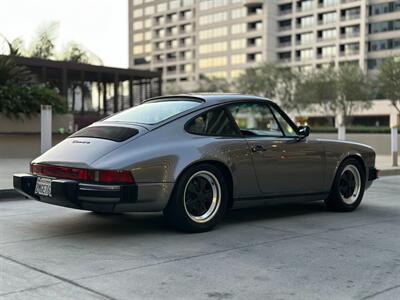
[0,0,128,67]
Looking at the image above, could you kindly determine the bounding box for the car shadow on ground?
[223,201,328,225]
[18,199,396,239]
[54,201,330,236]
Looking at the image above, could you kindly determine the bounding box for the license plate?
[35,177,52,197]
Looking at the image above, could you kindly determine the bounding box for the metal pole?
[40,105,52,153]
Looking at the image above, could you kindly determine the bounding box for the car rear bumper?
[13,173,173,213]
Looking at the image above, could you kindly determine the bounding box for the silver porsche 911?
[14,94,378,232]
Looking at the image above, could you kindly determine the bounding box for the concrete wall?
[0,134,68,158]
[0,114,73,133]
[311,133,400,156]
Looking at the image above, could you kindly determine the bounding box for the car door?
[226,101,325,196]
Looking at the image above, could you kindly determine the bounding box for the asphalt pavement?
[1,176,400,300]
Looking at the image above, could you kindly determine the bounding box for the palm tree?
[60,42,103,113]
[0,55,32,85]
[29,21,59,59]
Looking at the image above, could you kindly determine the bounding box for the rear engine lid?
[31,123,148,168]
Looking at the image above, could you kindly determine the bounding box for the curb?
[379,168,400,177]
[0,189,20,200]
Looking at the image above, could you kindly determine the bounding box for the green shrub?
[0,82,67,119]
[0,55,67,118]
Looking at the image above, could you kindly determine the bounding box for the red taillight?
[98,170,134,184]
[30,164,134,184]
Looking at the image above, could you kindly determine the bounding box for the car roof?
[145,93,274,105]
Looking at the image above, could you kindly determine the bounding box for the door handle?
[251,145,266,153]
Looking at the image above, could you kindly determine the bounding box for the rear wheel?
[163,164,228,233]
[325,158,365,212]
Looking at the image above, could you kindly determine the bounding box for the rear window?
[70,126,138,142]
[106,99,202,124]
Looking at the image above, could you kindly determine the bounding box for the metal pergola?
[5,55,162,115]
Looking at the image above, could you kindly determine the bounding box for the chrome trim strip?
[78,183,121,191]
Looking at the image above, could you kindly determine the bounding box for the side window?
[269,105,298,137]
[186,108,239,136]
[227,102,283,137]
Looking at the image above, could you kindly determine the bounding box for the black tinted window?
[70,126,138,142]
[186,108,238,136]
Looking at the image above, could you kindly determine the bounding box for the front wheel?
[325,158,366,212]
[163,164,228,233]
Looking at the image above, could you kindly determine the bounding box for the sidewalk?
[0,156,398,192]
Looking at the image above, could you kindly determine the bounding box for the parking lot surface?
[1,176,400,300]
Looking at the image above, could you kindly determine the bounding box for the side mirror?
[298,125,310,137]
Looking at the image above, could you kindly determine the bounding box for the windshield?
[106,99,202,124]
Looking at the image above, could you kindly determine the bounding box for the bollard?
[338,125,346,141]
[390,113,399,167]
[40,105,52,153]
[336,113,346,140]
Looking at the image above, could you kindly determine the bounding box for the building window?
[133,21,143,30]
[143,6,153,15]
[199,42,228,54]
[133,33,144,42]
[144,31,151,40]
[199,27,228,40]
[231,23,246,34]
[133,9,143,18]
[231,54,246,65]
[320,12,336,24]
[231,69,244,78]
[133,45,144,55]
[320,28,337,40]
[231,7,246,19]
[298,32,314,44]
[199,0,228,11]
[157,3,167,12]
[199,12,228,25]
[320,45,337,58]
[298,16,314,28]
[299,48,313,60]
[169,0,180,9]
[231,39,246,50]
[199,57,228,69]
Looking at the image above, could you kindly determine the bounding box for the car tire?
[163,164,228,233]
[325,158,366,212]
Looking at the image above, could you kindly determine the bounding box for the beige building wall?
[128,0,400,98]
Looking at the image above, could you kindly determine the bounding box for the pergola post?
[114,74,119,113]
[139,80,143,104]
[41,67,47,83]
[61,68,68,101]
[150,79,154,98]
[158,75,162,96]
[129,77,134,107]
[103,82,107,115]
[80,71,85,114]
